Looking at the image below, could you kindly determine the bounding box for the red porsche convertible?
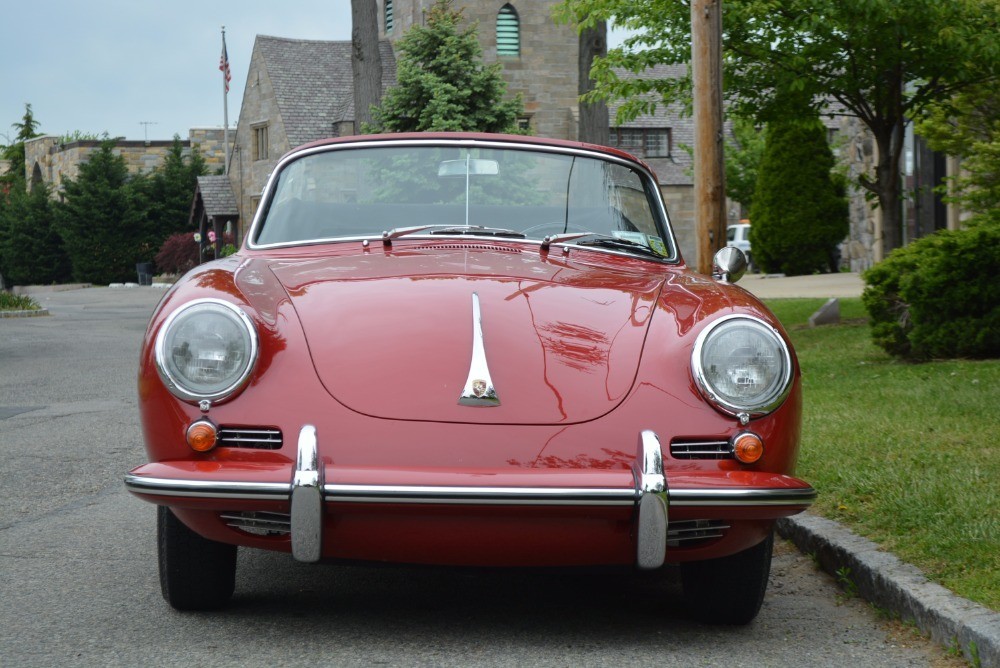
[125,133,814,622]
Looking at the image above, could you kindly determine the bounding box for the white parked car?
[727,222,753,271]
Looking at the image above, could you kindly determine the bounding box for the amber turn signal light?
[731,432,764,464]
[187,420,218,452]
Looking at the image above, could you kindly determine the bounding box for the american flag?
[219,34,232,93]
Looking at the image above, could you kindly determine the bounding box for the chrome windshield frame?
[244,137,680,263]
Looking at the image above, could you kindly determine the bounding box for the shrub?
[155,233,200,275]
[862,212,1000,360]
[749,111,849,275]
[0,292,40,311]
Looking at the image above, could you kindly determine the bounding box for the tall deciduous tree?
[366,0,523,133]
[351,0,383,131]
[916,84,1000,217]
[555,0,1000,253]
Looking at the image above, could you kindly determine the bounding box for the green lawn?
[765,298,1000,611]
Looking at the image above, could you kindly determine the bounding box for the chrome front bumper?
[125,426,816,568]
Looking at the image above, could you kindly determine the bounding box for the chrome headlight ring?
[691,314,794,418]
[154,298,259,404]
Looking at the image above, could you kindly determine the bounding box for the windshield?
[252,143,675,259]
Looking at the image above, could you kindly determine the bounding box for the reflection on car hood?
[267,245,666,425]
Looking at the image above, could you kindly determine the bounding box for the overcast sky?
[2,1,631,144]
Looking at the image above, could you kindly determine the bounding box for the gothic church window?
[253,124,269,161]
[497,5,520,57]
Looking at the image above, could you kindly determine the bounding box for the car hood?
[266,246,668,425]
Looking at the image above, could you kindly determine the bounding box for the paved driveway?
[0,286,953,667]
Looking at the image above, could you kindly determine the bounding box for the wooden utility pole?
[351,0,383,133]
[691,0,727,274]
[578,22,609,146]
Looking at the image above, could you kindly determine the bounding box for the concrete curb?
[778,513,1000,667]
[0,308,50,318]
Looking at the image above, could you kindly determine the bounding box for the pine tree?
[366,0,523,134]
[0,181,70,286]
[56,140,148,283]
[749,111,848,275]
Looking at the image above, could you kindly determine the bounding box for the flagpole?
[221,26,231,175]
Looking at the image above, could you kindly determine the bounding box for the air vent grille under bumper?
[221,511,291,536]
[670,439,733,460]
[666,519,729,547]
[217,427,283,450]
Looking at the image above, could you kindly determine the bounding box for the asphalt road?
[0,286,954,667]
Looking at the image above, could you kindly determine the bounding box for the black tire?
[680,530,773,625]
[158,506,237,610]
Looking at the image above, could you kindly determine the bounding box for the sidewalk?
[738,271,865,299]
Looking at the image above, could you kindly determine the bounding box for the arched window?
[384,0,394,33]
[496,4,520,57]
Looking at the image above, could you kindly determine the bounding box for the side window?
[384,0,393,33]
[497,5,520,57]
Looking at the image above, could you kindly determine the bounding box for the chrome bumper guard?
[125,427,816,568]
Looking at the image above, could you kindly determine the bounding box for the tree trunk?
[351,0,383,133]
[868,119,905,257]
[578,22,609,145]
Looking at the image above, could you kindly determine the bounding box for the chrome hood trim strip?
[457,292,500,407]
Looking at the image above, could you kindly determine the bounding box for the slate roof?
[256,35,397,148]
[608,64,697,187]
[195,175,238,218]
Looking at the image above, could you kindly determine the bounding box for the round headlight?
[154,299,259,403]
[691,315,793,417]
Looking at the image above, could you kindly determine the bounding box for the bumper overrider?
[124,428,815,568]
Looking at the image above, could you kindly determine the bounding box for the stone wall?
[381,0,580,140]
[837,116,881,272]
[228,39,290,240]
[23,129,231,194]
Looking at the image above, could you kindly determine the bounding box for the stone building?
[224,1,713,263]
[22,128,231,193]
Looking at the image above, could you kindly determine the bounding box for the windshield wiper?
[573,235,665,259]
[382,224,526,246]
[428,226,526,238]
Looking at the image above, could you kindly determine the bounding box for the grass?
[765,297,1000,611]
[0,292,40,311]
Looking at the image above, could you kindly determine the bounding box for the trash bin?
[136,262,154,286]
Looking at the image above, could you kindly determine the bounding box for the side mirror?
[712,246,747,284]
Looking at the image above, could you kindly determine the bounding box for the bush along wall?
[862,212,1000,360]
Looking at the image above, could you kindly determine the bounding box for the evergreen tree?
[749,111,848,275]
[1,104,42,189]
[143,136,207,242]
[0,181,70,285]
[366,0,523,133]
[56,140,148,283]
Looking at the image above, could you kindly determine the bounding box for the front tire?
[158,506,237,610]
[680,530,773,625]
